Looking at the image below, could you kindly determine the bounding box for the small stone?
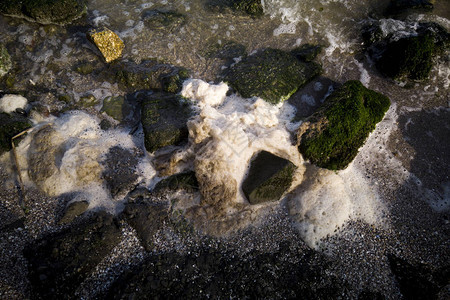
[101,96,132,122]
[78,94,98,107]
[0,43,12,77]
[58,200,89,224]
[87,28,124,63]
[242,151,296,205]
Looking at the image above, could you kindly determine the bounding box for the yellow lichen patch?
[87,28,124,63]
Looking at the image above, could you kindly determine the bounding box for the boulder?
[0,0,87,25]
[141,92,192,153]
[87,27,125,63]
[298,81,390,170]
[142,9,186,31]
[242,151,296,205]
[225,48,321,104]
[24,211,121,298]
[0,44,12,78]
[0,112,32,154]
[121,202,168,251]
[58,200,89,225]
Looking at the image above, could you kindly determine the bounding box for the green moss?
[58,94,71,103]
[232,0,264,17]
[0,44,12,77]
[78,94,98,108]
[377,33,435,80]
[0,112,32,154]
[298,81,390,170]
[225,48,321,104]
[101,96,130,121]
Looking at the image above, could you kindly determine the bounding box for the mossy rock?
[141,92,192,153]
[142,9,186,31]
[74,62,94,75]
[78,94,98,108]
[232,0,264,17]
[242,151,296,205]
[0,112,32,154]
[0,44,12,78]
[101,96,131,122]
[298,81,390,170]
[153,171,199,194]
[290,44,323,62]
[0,0,87,25]
[225,48,321,104]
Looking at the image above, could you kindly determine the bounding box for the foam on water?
[0,95,28,113]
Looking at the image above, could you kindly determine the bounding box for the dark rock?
[74,62,94,75]
[121,202,168,251]
[142,9,186,31]
[140,92,192,153]
[225,48,321,104]
[205,40,246,60]
[58,200,89,225]
[231,0,264,17]
[242,151,296,205]
[153,171,199,194]
[385,0,434,17]
[102,146,140,197]
[109,60,189,93]
[0,43,12,77]
[0,0,87,25]
[298,80,390,170]
[101,96,133,122]
[290,44,323,62]
[24,211,121,298]
[388,255,450,300]
[0,112,32,154]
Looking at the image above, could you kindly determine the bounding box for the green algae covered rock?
[0,112,32,154]
[0,44,12,78]
[232,0,264,17]
[242,151,296,205]
[153,171,199,194]
[101,96,132,122]
[0,0,87,25]
[297,81,390,170]
[225,48,321,104]
[141,92,192,153]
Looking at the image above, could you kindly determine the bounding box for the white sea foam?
[0,94,28,113]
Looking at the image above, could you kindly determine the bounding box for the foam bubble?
[0,94,28,113]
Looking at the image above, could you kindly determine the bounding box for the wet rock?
[205,39,246,61]
[102,146,140,198]
[121,202,168,251]
[290,44,323,62]
[111,60,189,93]
[384,0,434,17]
[231,0,264,17]
[0,0,87,25]
[388,255,449,299]
[0,112,32,154]
[153,171,199,194]
[298,80,390,170]
[242,151,296,205]
[78,94,98,107]
[24,211,121,298]
[58,200,89,225]
[87,27,124,63]
[225,48,321,104]
[74,62,94,75]
[141,92,192,153]
[101,96,132,122]
[0,44,12,78]
[142,9,186,31]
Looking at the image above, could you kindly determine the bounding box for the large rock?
[0,0,87,25]
[0,112,32,154]
[242,151,296,205]
[225,48,321,104]
[0,44,12,78]
[141,92,192,153]
[297,81,390,170]
[24,211,121,298]
[87,27,125,63]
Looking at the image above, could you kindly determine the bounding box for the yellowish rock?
[87,28,124,63]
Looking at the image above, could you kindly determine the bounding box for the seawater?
[0,0,449,248]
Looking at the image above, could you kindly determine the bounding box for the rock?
[205,40,246,60]
[242,151,296,205]
[153,171,199,194]
[225,48,321,104]
[121,202,168,251]
[0,44,12,77]
[0,0,87,25]
[231,0,264,17]
[78,94,98,107]
[87,27,124,63]
[142,9,186,31]
[111,60,189,93]
[101,96,132,122]
[0,112,32,154]
[74,62,94,75]
[0,94,27,114]
[290,44,323,62]
[58,200,89,224]
[24,211,121,298]
[141,92,192,153]
[385,0,434,17]
[102,146,140,198]
[297,80,390,170]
